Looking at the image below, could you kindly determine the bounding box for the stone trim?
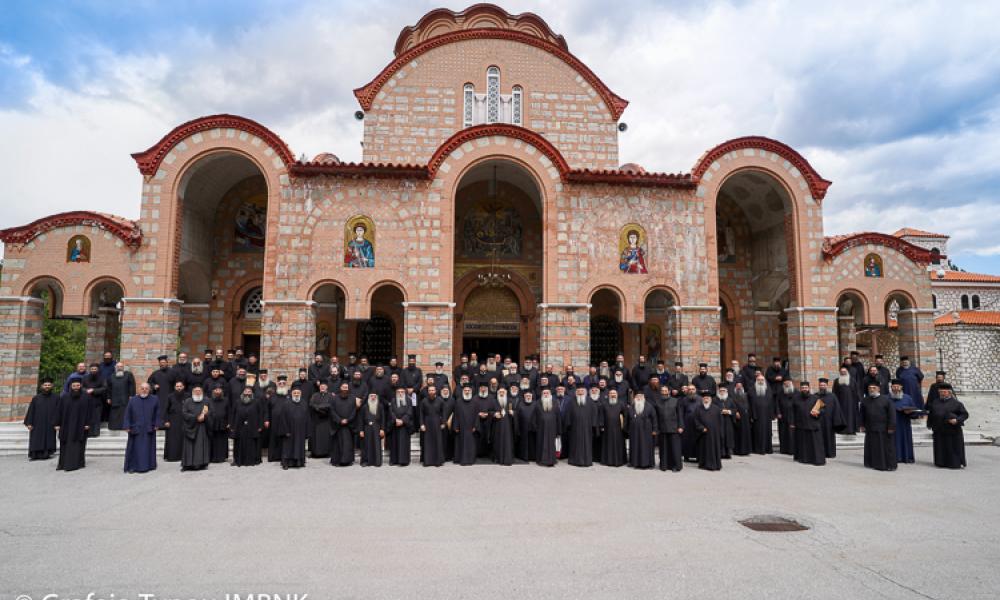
[261,299,315,306]
[897,308,937,315]
[538,303,591,309]
[784,306,839,313]
[0,296,45,305]
[673,305,723,311]
[402,301,456,308]
[122,297,184,305]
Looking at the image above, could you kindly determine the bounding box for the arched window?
[930,247,941,265]
[243,287,264,318]
[961,294,970,310]
[463,83,474,128]
[972,295,981,309]
[512,85,523,126]
[486,66,500,124]
[932,294,937,309]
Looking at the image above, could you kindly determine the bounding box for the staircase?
[1,421,992,458]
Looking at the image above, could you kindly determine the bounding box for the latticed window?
[590,316,622,366]
[486,66,500,124]
[463,83,475,128]
[243,287,264,318]
[358,315,394,365]
[512,85,522,126]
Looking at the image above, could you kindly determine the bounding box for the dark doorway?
[242,334,261,358]
[358,315,395,365]
[463,337,520,362]
[589,315,621,366]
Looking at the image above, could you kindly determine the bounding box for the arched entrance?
[360,284,404,365]
[175,151,268,355]
[311,283,346,360]
[715,170,795,363]
[85,279,125,364]
[590,288,623,366]
[453,159,543,362]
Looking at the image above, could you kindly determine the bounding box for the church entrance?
[453,159,543,364]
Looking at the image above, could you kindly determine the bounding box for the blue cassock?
[122,393,160,473]
[893,393,918,463]
[896,366,925,409]
[62,371,84,394]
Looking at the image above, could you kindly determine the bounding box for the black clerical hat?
[818,378,829,383]
[890,379,902,385]
[674,361,683,366]
[699,391,713,398]
[204,348,213,354]
[875,354,883,359]
[799,380,811,386]
[157,355,168,361]
[407,354,416,360]
[259,369,268,374]
[938,383,953,390]
[698,362,708,368]
[936,371,947,376]
[298,367,307,373]
[900,355,910,361]
[41,377,53,384]
[435,361,444,366]
[772,357,781,361]
[276,375,287,382]
[866,381,880,388]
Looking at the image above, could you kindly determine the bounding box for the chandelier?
[477,246,511,288]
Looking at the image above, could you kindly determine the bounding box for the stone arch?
[833,288,872,325]
[83,276,128,314]
[364,280,410,307]
[23,276,66,318]
[306,279,350,302]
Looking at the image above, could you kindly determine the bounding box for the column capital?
[402,301,456,308]
[538,302,591,310]
[0,295,44,305]
[784,306,838,313]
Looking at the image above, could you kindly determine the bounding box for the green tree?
[37,290,86,390]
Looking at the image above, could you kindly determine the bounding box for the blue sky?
[2,0,999,273]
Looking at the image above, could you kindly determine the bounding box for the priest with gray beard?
[180,385,210,471]
[452,386,480,465]
[748,372,775,454]
[279,387,310,470]
[832,366,860,435]
[515,390,540,462]
[491,388,516,465]
[627,393,657,469]
[359,393,386,467]
[534,389,560,466]
[776,380,797,455]
[563,386,598,467]
[599,389,628,467]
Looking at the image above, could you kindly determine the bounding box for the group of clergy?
[23,349,969,475]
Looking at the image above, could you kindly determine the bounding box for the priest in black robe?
[515,391,540,462]
[56,380,91,471]
[627,393,657,469]
[714,387,735,459]
[122,383,158,473]
[206,385,230,463]
[420,385,446,466]
[308,382,333,458]
[776,381,797,455]
[452,386,480,465]
[693,392,723,471]
[680,387,701,461]
[600,389,628,467]
[691,363,718,395]
[106,362,136,430]
[161,380,186,462]
[473,383,495,458]
[832,366,861,435]
[860,383,897,471]
[534,390,561,466]
[329,383,357,466]
[24,378,59,460]
[388,388,414,466]
[729,384,752,456]
[181,386,210,471]
[653,389,683,471]
[748,373,775,454]
[279,388,310,469]
[266,377,291,463]
[792,381,826,466]
[562,387,599,467]
[815,378,845,458]
[81,364,106,437]
[231,388,262,466]
[926,384,968,469]
[489,389,517,465]
[359,393,386,467]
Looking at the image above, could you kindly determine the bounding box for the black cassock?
[308,392,333,458]
[563,398,598,467]
[181,399,210,470]
[359,402,385,467]
[388,399,414,466]
[82,373,106,437]
[452,397,480,465]
[599,400,628,467]
[441,395,456,461]
[815,390,845,458]
[534,404,561,466]
[420,395,446,467]
[627,402,657,469]
[748,386,775,455]
[860,394,897,471]
[207,395,230,463]
[730,394,752,456]
[329,394,357,466]
[776,391,796,456]
[56,390,91,471]
[681,396,700,460]
[653,396,683,472]
[266,394,289,463]
[515,401,540,462]
[714,397,735,459]
[123,393,158,473]
[833,379,861,435]
[792,393,826,466]
[24,390,59,459]
[106,372,135,430]
[693,402,723,471]
[927,396,968,469]
[490,400,517,465]
[231,399,262,466]
[161,391,185,462]
[474,395,495,458]
[280,399,310,468]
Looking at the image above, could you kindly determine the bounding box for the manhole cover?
[739,515,809,532]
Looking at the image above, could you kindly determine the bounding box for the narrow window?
[931,294,937,309]
[512,85,523,126]
[486,66,500,124]
[972,295,981,309]
[961,294,970,310]
[463,83,474,128]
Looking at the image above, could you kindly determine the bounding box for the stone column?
[785,307,839,383]
[672,306,722,377]
[403,302,455,373]
[179,304,212,355]
[837,315,857,359]
[84,307,121,364]
[897,308,938,391]
[119,298,183,383]
[260,300,315,379]
[752,310,782,362]
[538,303,590,371]
[0,296,44,420]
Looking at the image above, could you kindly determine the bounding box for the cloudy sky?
[2,0,999,272]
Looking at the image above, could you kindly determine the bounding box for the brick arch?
[83,276,128,315]
[306,279,349,301]
[364,280,410,306]
[21,275,66,316]
[832,288,872,324]
[823,243,930,326]
[693,136,831,202]
[884,289,918,312]
[587,284,627,317]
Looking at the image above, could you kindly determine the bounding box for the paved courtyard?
[2,445,998,600]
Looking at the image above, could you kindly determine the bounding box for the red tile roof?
[930,271,1000,283]
[893,228,948,239]
[935,311,1000,326]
